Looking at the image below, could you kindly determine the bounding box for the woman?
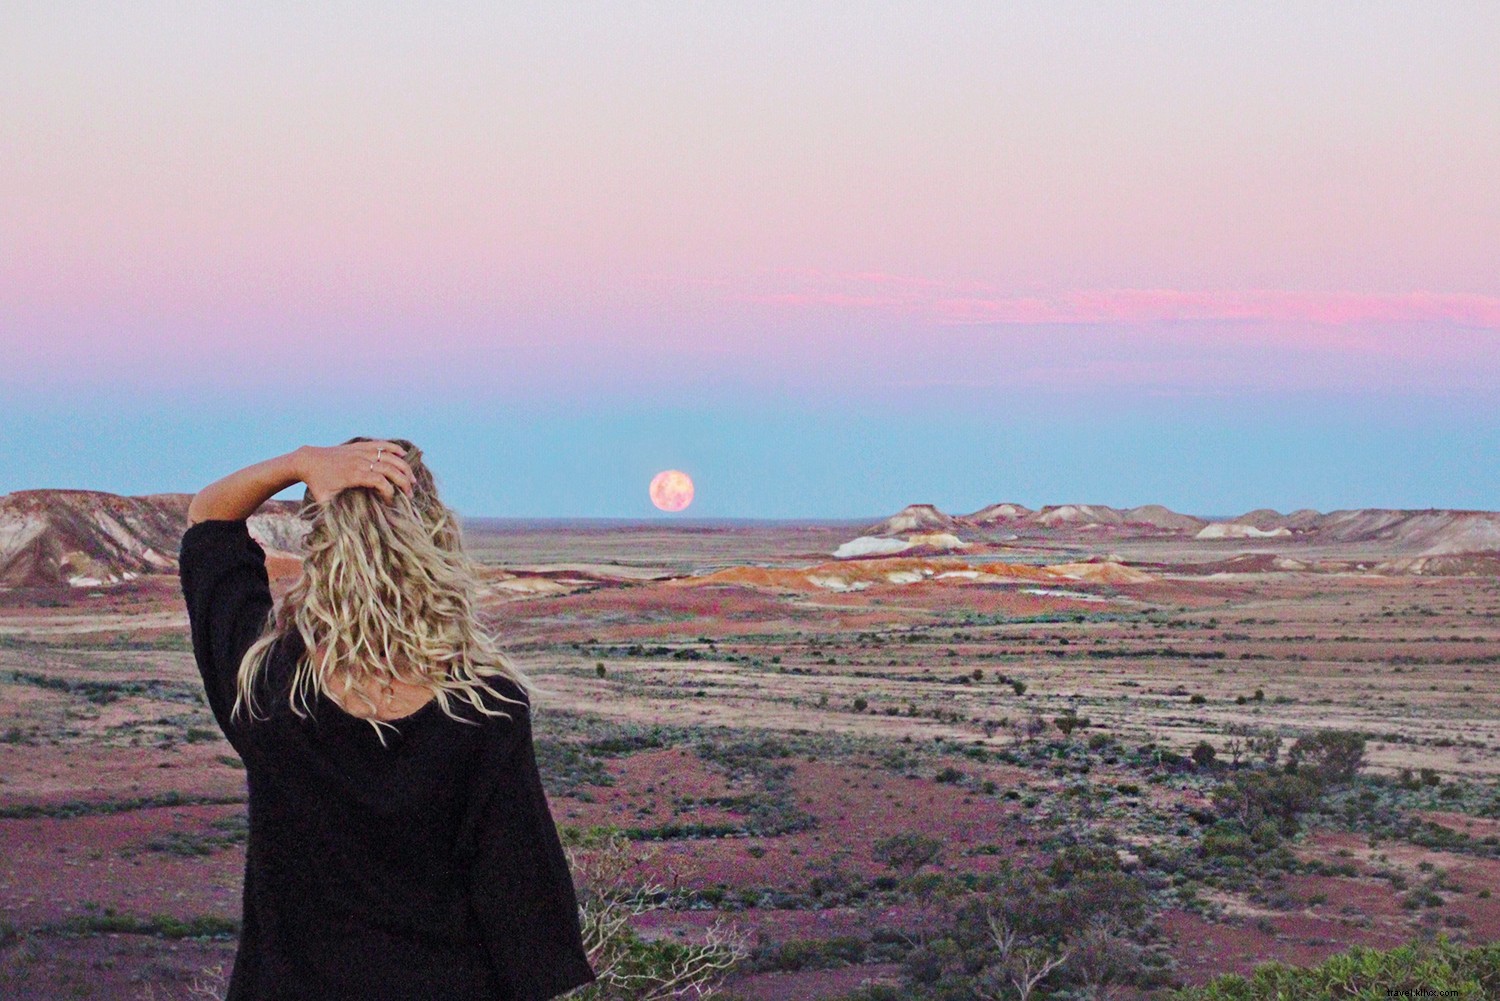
[179,437,596,1001]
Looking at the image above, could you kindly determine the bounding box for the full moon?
[649,470,694,512]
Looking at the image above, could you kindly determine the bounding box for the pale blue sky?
[5,383,1493,518]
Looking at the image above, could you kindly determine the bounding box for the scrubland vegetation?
[2,539,1498,998]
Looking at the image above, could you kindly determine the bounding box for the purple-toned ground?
[3,521,1499,999]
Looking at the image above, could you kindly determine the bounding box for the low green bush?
[1167,937,1500,999]
[753,935,867,972]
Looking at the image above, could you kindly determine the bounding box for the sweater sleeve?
[462,704,597,1001]
[178,519,274,743]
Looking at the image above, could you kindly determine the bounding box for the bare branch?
[1012,947,1070,1001]
[986,911,1017,963]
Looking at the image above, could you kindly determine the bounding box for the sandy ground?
[1,521,1497,998]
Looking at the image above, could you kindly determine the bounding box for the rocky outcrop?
[863,504,963,536]
[1195,522,1293,539]
[963,502,1034,523]
[0,489,305,588]
[833,532,967,559]
[1121,504,1207,532]
[854,500,1500,557]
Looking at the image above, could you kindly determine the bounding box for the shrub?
[755,935,867,972]
[873,832,945,875]
[1191,742,1217,768]
[563,826,750,999]
[1200,824,1257,861]
[924,864,1156,997]
[1166,936,1500,999]
[1054,713,1090,738]
[56,913,238,939]
[1212,770,1322,834]
[827,986,906,1001]
[1287,730,1366,786]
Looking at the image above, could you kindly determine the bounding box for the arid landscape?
[3,490,1499,998]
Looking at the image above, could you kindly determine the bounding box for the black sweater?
[179,519,596,1001]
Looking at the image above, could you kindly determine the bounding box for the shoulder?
[444,672,531,731]
[180,518,259,550]
[178,519,266,578]
[475,673,532,722]
[458,675,534,776]
[474,675,534,756]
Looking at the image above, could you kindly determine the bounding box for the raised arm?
[187,441,415,525]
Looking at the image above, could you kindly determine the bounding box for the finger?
[368,454,411,486]
[375,455,415,495]
[366,447,411,489]
[364,472,395,502]
[380,466,412,498]
[383,455,414,485]
[353,441,401,461]
[355,466,389,492]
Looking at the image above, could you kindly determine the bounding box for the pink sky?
[3,6,1499,515]
[2,4,1497,401]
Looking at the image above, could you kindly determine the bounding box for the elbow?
[186,493,210,527]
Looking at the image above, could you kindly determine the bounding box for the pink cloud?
[933,289,1500,328]
[736,272,1500,330]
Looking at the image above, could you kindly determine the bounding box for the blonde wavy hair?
[232,436,536,743]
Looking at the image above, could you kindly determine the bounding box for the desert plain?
[2,497,1499,999]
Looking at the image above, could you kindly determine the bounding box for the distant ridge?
[965,502,1034,524]
[0,489,305,589]
[863,504,962,535]
[864,501,1500,555]
[867,501,1207,536]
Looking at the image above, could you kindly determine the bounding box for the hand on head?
[298,440,415,505]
